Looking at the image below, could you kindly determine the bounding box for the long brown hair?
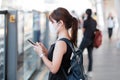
[49,7,78,47]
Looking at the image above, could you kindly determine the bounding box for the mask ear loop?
[56,21,62,34]
[57,21,60,25]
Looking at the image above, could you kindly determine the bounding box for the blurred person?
[93,12,99,27]
[79,9,97,77]
[82,13,87,21]
[33,11,41,42]
[33,7,78,80]
[93,12,97,22]
[107,13,115,40]
[71,10,78,18]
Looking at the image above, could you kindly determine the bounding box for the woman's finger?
[40,43,44,47]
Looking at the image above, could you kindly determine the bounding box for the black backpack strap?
[59,38,76,53]
[59,38,82,55]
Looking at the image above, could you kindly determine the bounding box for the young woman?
[33,7,78,80]
[79,9,97,77]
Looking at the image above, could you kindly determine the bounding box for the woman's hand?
[34,42,48,56]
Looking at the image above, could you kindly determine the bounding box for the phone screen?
[27,39,36,45]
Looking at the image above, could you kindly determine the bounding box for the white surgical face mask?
[49,26,57,34]
[49,22,58,34]
[49,22,57,41]
[49,18,61,34]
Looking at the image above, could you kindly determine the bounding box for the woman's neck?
[57,29,70,40]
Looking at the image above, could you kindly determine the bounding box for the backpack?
[60,38,88,80]
[93,29,102,48]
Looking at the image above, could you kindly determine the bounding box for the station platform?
[33,29,120,80]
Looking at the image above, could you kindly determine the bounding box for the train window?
[23,12,38,80]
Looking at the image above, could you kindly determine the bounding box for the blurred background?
[0,0,120,80]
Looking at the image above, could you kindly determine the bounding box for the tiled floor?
[34,29,120,80]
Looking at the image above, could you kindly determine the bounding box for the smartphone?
[27,39,36,45]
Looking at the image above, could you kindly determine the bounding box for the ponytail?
[71,17,78,47]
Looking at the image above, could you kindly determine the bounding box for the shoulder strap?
[59,38,82,55]
[59,38,76,52]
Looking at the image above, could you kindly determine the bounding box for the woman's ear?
[58,20,63,26]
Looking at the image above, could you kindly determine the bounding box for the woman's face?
[50,18,64,35]
[49,19,59,34]
[51,19,58,28]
